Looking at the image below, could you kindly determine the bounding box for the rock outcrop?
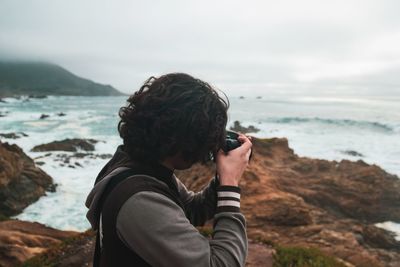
[19,228,274,267]
[31,138,99,152]
[230,120,260,134]
[39,114,49,120]
[176,137,400,267]
[0,220,78,267]
[3,137,400,267]
[0,141,54,217]
[0,132,28,139]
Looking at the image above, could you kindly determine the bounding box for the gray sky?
[1,0,400,96]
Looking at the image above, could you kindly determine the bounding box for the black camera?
[223,130,253,161]
[224,130,242,152]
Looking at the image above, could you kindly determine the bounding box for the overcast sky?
[1,0,400,96]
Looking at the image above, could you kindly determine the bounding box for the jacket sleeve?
[175,175,219,226]
[116,187,247,267]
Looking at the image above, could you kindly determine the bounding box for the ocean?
[0,95,399,238]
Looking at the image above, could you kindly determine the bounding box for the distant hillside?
[0,62,125,97]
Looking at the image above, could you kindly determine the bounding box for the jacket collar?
[95,145,177,194]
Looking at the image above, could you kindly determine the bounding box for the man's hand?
[216,134,252,187]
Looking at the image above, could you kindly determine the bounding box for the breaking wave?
[268,117,395,133]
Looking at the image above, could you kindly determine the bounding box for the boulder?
[342,150,364,157]
[39,114,49,119]
[0,132,28,139]
[28,94,47,99]
[0,141,54,217]
[230,120,260,134]
[31,138,99,152]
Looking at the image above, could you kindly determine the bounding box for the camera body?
[224,131,242,152]
[223,130,253,160]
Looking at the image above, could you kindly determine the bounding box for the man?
[85,73,252,267]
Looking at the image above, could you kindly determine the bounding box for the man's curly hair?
[118,73,229,165]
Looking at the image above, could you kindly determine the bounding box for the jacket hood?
[85,145,135,230]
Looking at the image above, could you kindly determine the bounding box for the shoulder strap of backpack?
[93,168,136,267]
[93,168,185,267]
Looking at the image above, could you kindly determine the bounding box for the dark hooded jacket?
[85,145,248,267]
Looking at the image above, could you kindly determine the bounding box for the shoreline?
[1,136,400,266]
[0,132,398,232]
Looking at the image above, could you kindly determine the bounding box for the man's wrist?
[218,174,239,187]
[216,186,241,213]
[219,181,239,187]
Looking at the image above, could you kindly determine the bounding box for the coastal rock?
[0,111,9,117]
[39,114,49,119]
[6,137,400,266]
[28,94,47,99]
[73,152,112,159]
[176,137,400,266]
[230,120,260,134]
[0,132,28,139]
[32,151,112,168]
[31,138,99,152]
[342,150,364,157]
[0,141,54,217]
[20,228,274,267]
[0,220,78,267]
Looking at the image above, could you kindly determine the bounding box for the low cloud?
[1,0,399,96]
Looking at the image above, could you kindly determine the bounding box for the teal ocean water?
[0,95,399,238]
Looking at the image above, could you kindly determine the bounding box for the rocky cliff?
[0,141,72,266]
[2,137,400,266]
[176,138,400,267]
[0,141,54,217]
